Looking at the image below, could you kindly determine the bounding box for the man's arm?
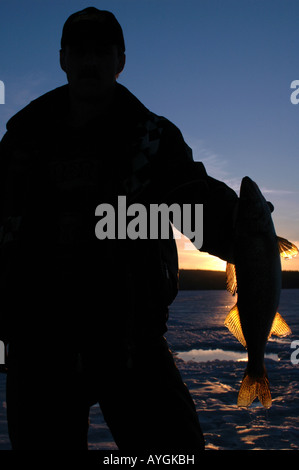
[154,119,238,263]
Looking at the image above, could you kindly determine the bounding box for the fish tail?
[237,368,272,409]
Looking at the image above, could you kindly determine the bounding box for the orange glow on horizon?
[175,231,227,272]
[176,233,299,272]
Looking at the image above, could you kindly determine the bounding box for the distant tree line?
[178,270,299,290]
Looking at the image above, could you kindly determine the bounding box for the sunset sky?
[0,0,299,271]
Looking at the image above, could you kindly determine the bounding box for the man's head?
[59,7,126,101]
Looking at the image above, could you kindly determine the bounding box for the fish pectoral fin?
[277,236,298,259]
[238,370,272,409]
[224,303,247,348]
[226,262,237,295]
[269,311,292,338]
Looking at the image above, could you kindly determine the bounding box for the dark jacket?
[0,83,238,349]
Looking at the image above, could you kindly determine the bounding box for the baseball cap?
[61,7,125,52]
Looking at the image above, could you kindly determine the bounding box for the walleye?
[224,176,298,409]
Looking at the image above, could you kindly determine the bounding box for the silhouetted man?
[0,7,238,450]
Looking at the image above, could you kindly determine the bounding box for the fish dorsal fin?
[277,236,298,259]
[226,262,237,295]
[224,303,247,348]
[269,312,292,338]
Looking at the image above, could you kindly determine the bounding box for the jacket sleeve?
[0,128,31,228]
[153,118,238,263]
[0,131,11,226]
[0,130,15,342]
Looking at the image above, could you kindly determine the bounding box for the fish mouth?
[240,176,275,214]
[240,176,258,196]
[240,176,264,202]
[238,176,273,229]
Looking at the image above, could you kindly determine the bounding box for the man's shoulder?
[6,85,69,132]
[117,83,178,131]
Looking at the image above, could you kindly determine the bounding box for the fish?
[224,176,298,409]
